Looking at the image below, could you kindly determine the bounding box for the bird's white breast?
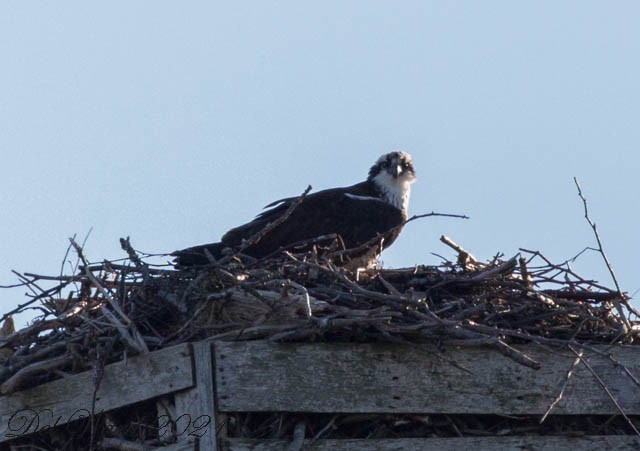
[372,172,413,211]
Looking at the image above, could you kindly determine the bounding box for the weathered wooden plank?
[155,441,197,451]
[174,341,218,450]
[223,437,640,451]
[0,343,193,443]
[214,342,640,415]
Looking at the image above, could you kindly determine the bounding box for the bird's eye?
[402,162,410,169]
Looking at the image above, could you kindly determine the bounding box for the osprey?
[172,151,416,268]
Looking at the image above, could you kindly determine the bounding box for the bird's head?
[367,151,416,210]
[368,151,416,185]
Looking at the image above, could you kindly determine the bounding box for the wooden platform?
[1,340,640,450]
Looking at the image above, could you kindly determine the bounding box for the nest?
[1,234,638,449]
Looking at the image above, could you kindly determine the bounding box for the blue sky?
[1,2,639,327]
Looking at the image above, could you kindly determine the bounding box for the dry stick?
[467,255,518,282]
[440,235,478,267]
[520,247,616,293]
[574,178,638,325]
[22,273,86,282]
[86,269,148,353]
[211,323,304,341]
[119,236,147,270]
[12,270,46,299]
[287,420,306,451]
[0,281,29,289]
[312,415,339,441]
[371,328,476,376]
[70,239,129,324]
[162,301,211,344]
[540,289,622,303]
[90,337,115,451]
[303,257,541,369]
[608,354,640,392]
[0,354,71,394]
[0,274,70,325]
[423,255,519,296]
[59,232,77,278]
[0,341,68,382]
[268,317,395,342]
[569,345,640,436]
[444,323,541,370]
[519,256,532,287]
[83,262,173,275]
[377,274,402,296]
[540,348,583,423]
[286,280,312,317]
[457,320,611,357]
[218,185,313,265]
[329,212,469,262]
[258,233,343,263]
[69,238,149,353]
[0,317,63,348]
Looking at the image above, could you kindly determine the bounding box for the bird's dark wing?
[221,183,405,258]
[171,242,225,266]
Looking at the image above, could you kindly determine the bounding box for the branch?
[69,238,149,353]
[329,211,469,263]
[573,178,635,327]
[570,345,640,436]
[440,235,478,269]
[1,354,71,394]
[120,236,147,270]
[218,185,313,265]
[540,349,583,423]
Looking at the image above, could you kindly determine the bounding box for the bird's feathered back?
[172,151,416,267]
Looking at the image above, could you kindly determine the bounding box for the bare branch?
[573,177,635,327]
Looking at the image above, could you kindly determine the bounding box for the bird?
[172,151,416,268]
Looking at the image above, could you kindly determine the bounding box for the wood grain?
[0,343,193,443]
[174,341,218,451]
[214,341,640,415]
[224,436,640,451]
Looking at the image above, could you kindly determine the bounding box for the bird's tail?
[171,242,225,266]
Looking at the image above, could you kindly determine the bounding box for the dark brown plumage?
[172,151,416,267]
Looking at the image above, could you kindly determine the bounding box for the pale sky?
[1,1,639,328]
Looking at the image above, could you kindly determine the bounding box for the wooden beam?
[155,441,197,451]
[0,343,193,443]
[223,436,640,451]
[174,341,218,450]
[214,342,640,415]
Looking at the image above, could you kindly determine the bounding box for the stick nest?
[1,236,637,395]
[1,236,639,449]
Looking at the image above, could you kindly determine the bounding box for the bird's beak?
[387,165,402,178]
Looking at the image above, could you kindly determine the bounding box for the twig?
[219,185,313,265]
[574,178,636,326]
[119,236,147,270]
[440,235,478,269]
[378,275,402,296]
[0,317,63,349]
[312,415,338,441]
[570,345,640,436]
[329,212,469,262]
[70,238,148,353]
[540,349,583,423]
[519,257,532,287]
[608,354,640,389]
[90,336,115,451]
[286,420,306,451]
[446,322,541,369]
[0,354,71,394]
